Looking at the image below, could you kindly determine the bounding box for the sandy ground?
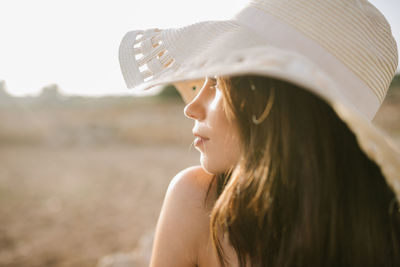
[0,98,200,267]
[0,89,399,267]
[0,144,198,267]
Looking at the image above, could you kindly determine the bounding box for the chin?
[200,157,227,175]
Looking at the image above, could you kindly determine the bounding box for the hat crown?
[118,0,400,205]
[244,0,398,104]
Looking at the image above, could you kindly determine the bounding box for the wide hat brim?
[118,8,400,203]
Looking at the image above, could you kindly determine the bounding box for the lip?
[194,137,208,147]
[193,131,209,148]
[193,132,210,141]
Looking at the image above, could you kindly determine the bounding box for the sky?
[0,0,399,97]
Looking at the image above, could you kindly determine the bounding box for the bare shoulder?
[168,165,217,206]
[149,165,216,267]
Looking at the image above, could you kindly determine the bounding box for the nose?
[184,80,210,120]
[184,77,214,120]
[183,95,205,120]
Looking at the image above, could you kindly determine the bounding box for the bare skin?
[149,165,239,267]
[150,77,242,266]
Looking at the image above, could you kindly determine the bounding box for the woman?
[118,0,400,266]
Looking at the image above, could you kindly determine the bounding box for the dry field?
[0,87,399,267]
[0,97,200,267]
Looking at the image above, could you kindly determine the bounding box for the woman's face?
[183,76,241,175]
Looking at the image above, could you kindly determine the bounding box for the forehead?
[173,78,206,104]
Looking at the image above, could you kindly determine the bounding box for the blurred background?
[0,83,201,267]
[0,0,399,97]
[0,0,399,266]
[0,77,399,267]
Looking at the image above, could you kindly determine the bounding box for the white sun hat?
[118,0,400,203]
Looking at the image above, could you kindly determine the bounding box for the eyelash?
[208,78,217,89]
[193,77,217,91]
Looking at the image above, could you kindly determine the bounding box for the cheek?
[199,90,241,174]
[202,117,241,174]
[200,131,240,175]
[221,125,241,162]
[215,99,240,155]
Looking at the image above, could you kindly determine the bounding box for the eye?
[208,77,218,89]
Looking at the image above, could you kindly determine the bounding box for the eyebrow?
[207,76,217,82]
[203,76,217,88]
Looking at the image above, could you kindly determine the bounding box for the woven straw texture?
[118,0,400,203]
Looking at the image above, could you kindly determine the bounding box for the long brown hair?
[204,75,400,267]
